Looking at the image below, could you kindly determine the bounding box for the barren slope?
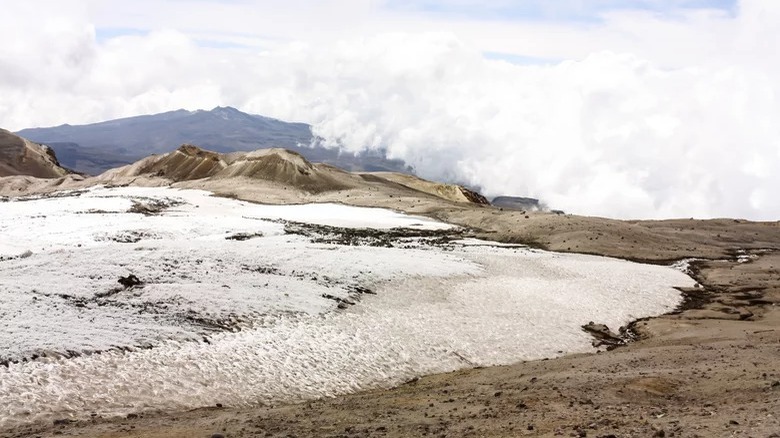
[0,129,69,178]
[366,171,489,205]
[93,145,413,196]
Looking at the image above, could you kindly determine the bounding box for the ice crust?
[0,187,694,426]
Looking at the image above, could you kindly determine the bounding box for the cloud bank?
[1,1,778,219]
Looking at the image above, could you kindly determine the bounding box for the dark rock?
[225,232,263,241]
[582,322,624,348]
[118,274,142,288]
[351,286,376,295]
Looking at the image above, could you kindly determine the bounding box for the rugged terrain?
[15,107,407,175]
[1,138,778,437]
[0,129,70,178]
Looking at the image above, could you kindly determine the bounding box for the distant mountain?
[0,129,70,178]
[17,107,408,175]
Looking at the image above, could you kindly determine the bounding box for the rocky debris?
[225,232,264,241]
[9,189,87,202]
[0,250,34,263]
[458,186,490,205]
[349,285,376,295]
[672,285,713,313]
[118,274,142,289]
[283,220,467,248]
[96,230,160,243]
[240,264,279,275]
[321,285,377,310]
[127,197,181,215]
[322,293,356,310]
[581,322,625,349]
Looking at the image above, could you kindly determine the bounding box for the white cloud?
[1,0,778,220]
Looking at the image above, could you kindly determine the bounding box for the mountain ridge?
[99,144,358,194]
[16,107,408,176]
[0,133,490,207]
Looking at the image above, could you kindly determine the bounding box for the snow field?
[0,187,693,426]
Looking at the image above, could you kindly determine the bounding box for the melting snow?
[0,186,694,426]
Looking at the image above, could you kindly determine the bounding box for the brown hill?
[98,145,360,193]
[99,144,227,182]
[215,149,356,192]
[0,142,490,206]
[0,129,69,178]
[366,171,489,205]
[98,145,489,202]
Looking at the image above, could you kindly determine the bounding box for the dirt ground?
[1,180,779,438]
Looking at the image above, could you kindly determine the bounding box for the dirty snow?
[0,186,694,427]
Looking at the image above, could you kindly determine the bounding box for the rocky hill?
[366,171,489,205]
[0,129,70,178]
[98,144,359,193]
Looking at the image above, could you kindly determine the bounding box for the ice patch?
[0,187,694,427]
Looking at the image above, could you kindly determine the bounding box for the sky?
[1,0,778,220]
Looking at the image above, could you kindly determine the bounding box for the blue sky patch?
[383,0,737,22]
[483,51,560,65]
[95,27,148,42]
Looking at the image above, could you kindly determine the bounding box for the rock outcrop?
[0,129,70,178]
[365,172,489,205]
